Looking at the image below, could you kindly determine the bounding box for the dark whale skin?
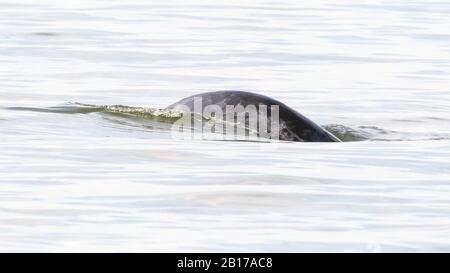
[166,90,341,142]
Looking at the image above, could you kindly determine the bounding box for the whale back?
[166,91,340,142]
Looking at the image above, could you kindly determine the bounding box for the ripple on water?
[8,103,449,143]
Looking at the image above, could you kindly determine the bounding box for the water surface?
[1,0,450,252]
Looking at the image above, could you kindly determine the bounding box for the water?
[1,0,450,252]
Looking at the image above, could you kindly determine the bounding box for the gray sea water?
[1,0,450,252]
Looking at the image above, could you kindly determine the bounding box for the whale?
[166,90,341,142]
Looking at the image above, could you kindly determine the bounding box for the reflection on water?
[1,0,450,252]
